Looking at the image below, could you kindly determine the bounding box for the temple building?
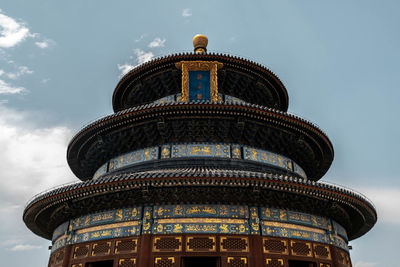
[23,35,376,267]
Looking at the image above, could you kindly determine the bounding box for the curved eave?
[23,169,376,241]
[112,52,289,112]
[67,102,333,181]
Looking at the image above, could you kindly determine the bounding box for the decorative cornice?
[67,102,333,180]
[24,168,376,241]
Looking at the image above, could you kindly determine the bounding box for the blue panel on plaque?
[189,71,210,101]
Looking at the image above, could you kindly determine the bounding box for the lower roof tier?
[67,102,333,181]
[24,167,376,241]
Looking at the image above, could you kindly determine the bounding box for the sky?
[0,1,399,266]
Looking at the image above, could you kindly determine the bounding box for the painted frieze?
[171,144,230,158]
[94,143,306,179]
[52,221,69,242]
[152,218,249,235]
[332,220,348,241]
[92,162,108,179]
[70,207,142,231]
[153,205,248,219]
[108,147,158,171]
[261,208,330,231]
[50,205,348,252]
[72,221,141,244]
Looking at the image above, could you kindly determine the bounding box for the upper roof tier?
[112,52,289,112]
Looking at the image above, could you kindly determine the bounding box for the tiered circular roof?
[112,53,289,112]
[24,46,376,246]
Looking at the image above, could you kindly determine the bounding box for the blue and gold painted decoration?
[153,94,176,105]
[261,208,330,231]
[231,144,242,159]
[171,144,231,158]
[224,95,247,105]
[160,145,171,159]
[94,143,306,179]
[261,221,331,245]
[70,207,142,231]
[244,146,298,174]
[108,147,158,171]
[293,163,307,180]
[142,206,153,234]
[249,207,260,235]
[50,205,349,253]
[153,205,248,219]
[52,235,67,252]
[93,162,108,179]
[72,221,141,244]
[52,221,69,241]
[189,71,210,101]
[332,220,348,241]
[152,218,249,235]
[333,235,348,250]
[151,93,249,106]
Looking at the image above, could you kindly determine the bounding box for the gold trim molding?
[119,258,136,265]
[265,258,284,266]
[155,257,175,264]
[152,236,182,252]
[115,239,138,254]
[186,236,216,252]
[262,238,289,255]
[227,257,247,264]
[220,236,249,252]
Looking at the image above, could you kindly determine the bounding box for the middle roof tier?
[67,100,334,181]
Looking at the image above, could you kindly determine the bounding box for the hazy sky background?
[0,1,398,266]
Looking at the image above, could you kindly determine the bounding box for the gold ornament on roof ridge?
[193,34,208,54]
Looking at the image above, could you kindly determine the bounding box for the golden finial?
[192,34,208,54]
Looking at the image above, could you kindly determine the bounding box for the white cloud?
[0,105,75,201]
[360,187,400,224]
[35,39,55,49]
[135,34,145,43]
[41,78,50,84]
[182,8,192,17]
[0,13,31,48]
[35,41,48,49]
[9,244,42,251]
[0,105,75,232]
[354,261,377,267]
[148,37,166,48]
[0,69,4,76]
[6,65,33,80]
[134,49,154,64]
[117,63,135,76]
[117,49,154,76]
[0,105,75,253]
[0,79,25,94]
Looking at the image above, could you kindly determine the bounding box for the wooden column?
[62,245,72,267]
[250,235,263,267]
[138,235,152,267]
